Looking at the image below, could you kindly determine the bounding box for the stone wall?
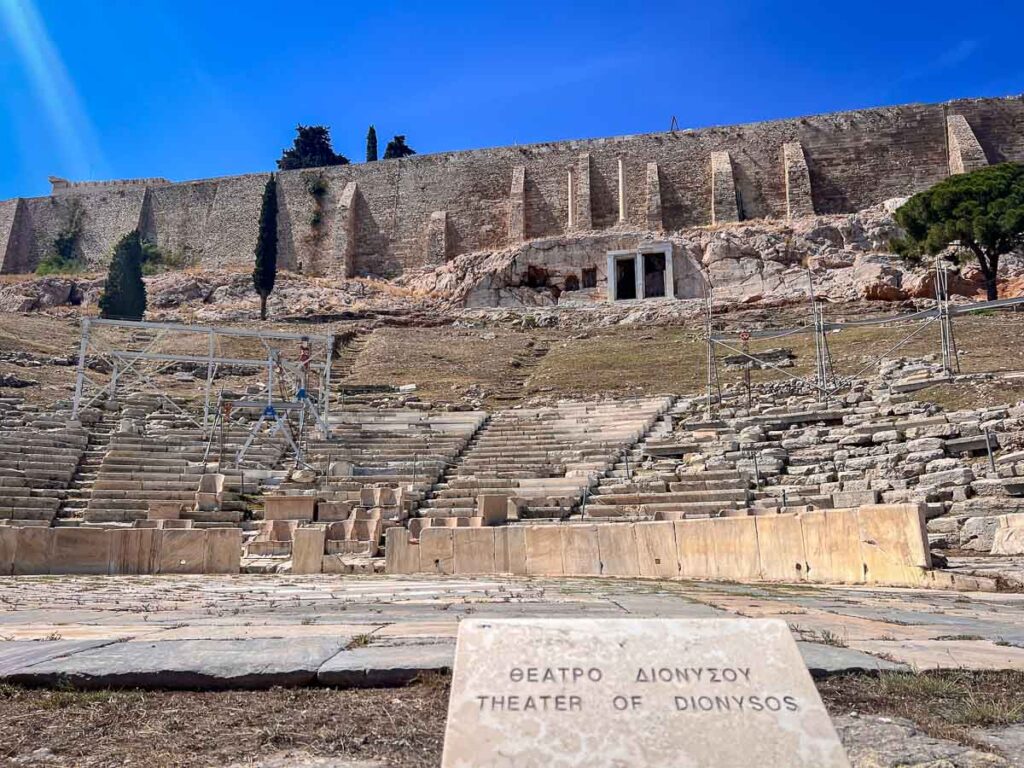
[386,503,934,588]
[2,95,1022,276]
[0,526,241,576]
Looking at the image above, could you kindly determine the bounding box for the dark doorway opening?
[582,268,597,289]
[644,252,666,298]
[615,258,637,300]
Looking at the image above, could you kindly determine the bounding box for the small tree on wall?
[383,135,416,160]
[366,125,378,162]
[253,174,278,320]
[99,231,147,320]
[277,125,349,170]
[893,163,1024,301]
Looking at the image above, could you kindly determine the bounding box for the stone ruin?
[1,335,1023,593]
[2,95,1022,311]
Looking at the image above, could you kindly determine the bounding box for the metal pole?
[704,292,715,420]
[742,333,752,411]
[71,318,91,421]
[984,428,996,473]
[204,331,215,430]
[323,333,334,433]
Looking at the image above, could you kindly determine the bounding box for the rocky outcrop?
[407,202,1024,309]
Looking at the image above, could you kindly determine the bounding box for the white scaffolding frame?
[702,262,1024,414]
[70,318,335,438]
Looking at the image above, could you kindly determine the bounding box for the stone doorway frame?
[606,243,675,301]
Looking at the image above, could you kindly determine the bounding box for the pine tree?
[893,163,1024,301]
[277,125,349,170]
[253,174,278,320]
[366,125,378,162]
[99,231,147,320]
[383,135,416,160]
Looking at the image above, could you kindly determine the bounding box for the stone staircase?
[418,397,673,521]
[0,398,89,527]
[280,406,488,512]
[489,338,552,403]
[57,403,119,520]
[80,393,286,526]
[584,403,754,520]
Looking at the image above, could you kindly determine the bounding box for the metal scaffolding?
[701,261,1024,412]
[70,318,335,440]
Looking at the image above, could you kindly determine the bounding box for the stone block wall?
[0,526,241,576]
[0,199,31,274]
[2,95,1022,276]
[386,503,935,588]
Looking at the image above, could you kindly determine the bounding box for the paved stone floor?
[1,574,1023,687]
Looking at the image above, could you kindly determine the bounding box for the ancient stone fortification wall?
[2,95,1022,276]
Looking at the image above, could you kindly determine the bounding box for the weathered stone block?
[453,527,495,574]
[385,528,421,574]
[756,515,807,582]
[524,526,563,576]
[50,528,111,575]
[157,530,207,575]
[477,495,509,526]
[782,142,814,219]
[560,525,600,576]
[0,526,16,575]
[204,528,241,574]
[947,114,988,174]
[263,496,316,521]
[420,527,455,575]
[711,151,739,224]
[291,527,325,575]
[110,529,159,575]
[709,516,761,581]
[674,518,715,580]
[857,504,930,585]
[635,521,678,579]
[597,524,640,577]
[12,527,51,575]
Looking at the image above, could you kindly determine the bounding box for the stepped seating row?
[82,393,286,525]
[419,398,673,520]
[591,363,1013,527]
[0,398,88,526]
[280,407,487,510]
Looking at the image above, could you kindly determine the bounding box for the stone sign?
[442,618,849,767]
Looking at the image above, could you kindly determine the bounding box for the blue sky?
[1,0,1022,200]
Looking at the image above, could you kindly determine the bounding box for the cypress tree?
[366,125,378,162]
[99,230,147,321]
[253,174,278,320]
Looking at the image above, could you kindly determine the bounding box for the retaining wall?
[0,527,241,576]
[3,96,1023,276]
[386,504,936,588]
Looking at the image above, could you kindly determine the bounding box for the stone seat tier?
[584,500,743,517]
[588,489,749,505]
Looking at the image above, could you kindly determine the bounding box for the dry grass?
[3,308,1024,410]
[0,681,450,768]
[818,670,1024,747]
[346,325,550,406]
[1,670,1021,766]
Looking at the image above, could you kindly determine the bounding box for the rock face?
[0,205,1021,317]
[407,203,1023,309]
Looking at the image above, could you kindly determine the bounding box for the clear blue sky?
[2,0,1022,200]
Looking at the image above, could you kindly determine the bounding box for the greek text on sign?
[442,618,849,768]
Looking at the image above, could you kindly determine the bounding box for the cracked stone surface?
[1,574,1023,687]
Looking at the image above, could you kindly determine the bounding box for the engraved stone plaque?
[442,618,849,767]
